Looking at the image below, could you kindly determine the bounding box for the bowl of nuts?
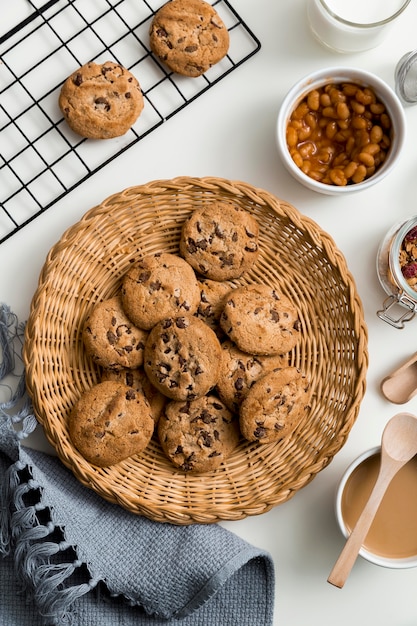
[276,67,406,195]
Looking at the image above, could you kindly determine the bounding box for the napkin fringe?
[0,464,18,553]
[1,456,97,625]
[0,304,96,624]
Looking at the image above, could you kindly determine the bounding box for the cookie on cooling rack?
[101,366,166,426]
[69,381,154,467]
[239,366,311,444]
[158,394,240,472]
[220,284,301,355]
[216,339,289,413]
[59,60,144,139]
[121,252,200,330]
[149,0,230,77]
[82,295,148,370]
[144,315,222,401]
[179,203,260,280]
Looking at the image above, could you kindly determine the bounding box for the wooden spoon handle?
[327,461,400,588]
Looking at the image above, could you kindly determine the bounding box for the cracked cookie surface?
[121,252,200,330]
[195,278,233,335]
[101,366,166,426]
[144,315,222,401]
[149,0,230,77]
[59,60,144,139]
[220,284,301,355]
[83,295,148,370]
[180,203,260,280]
[216,339,289,413]
[239,367,311,444]
[158,394,240,472]
[69,380,154,467]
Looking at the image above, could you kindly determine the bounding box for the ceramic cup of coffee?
[335,446,417,568]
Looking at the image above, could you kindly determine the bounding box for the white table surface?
[2,1,417,624]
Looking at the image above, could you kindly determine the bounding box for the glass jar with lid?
[377,216,417,328]
[395,50,417,104]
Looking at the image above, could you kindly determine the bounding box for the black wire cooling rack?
[0,0,260,244]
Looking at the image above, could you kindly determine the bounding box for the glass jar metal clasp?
[377,293,416,329]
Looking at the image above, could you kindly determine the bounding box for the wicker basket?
[24,176,368,524]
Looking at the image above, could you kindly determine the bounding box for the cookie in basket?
[195,278,233,334]
[82,295,148,370]
[149,0,230,77]
[101,366,166,426]
[69,380,154,467]
[158,394,240,472]
[220,284,301,355]
[59,60,144,139]
[216,339,289,413]
[144,315,221,401]
[121,252,200,330]
[180,203,260,280]
[239,367,311,444]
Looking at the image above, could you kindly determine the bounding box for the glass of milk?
[307,0,411,53]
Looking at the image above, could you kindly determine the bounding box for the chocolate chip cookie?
[216,339,289,413]
[158,394,240,472]
[239,367,311,444]
[101,366,166,426]
[83,295,148,370]
[69,380,154,467]
[121,253,200,330]
[59,61,144,139]
[144,315,221,401]
[220,284,301,355]
[180,203,260,280]
[194,278,233,334]
[149,0,230,77]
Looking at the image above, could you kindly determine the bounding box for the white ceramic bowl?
[276,67,406,195]
[335,446,417,569]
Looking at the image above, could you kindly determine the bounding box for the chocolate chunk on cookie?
[158,394,240,472]
[69,380,154,467]
[239,367,311,444]
[220,284,301,355]
[59,61,144,139]
[180,203,260,280]
[216,339,289,413]
[195,278,233,334]
[101,366,166,426]
[144,315,221,401]
[121,253,200,330]
[83,295,148,370]
[149,0,230,77]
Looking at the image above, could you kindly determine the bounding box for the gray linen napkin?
[0,305,275,626]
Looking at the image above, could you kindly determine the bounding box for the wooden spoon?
[381,351,417,404]
[328,412,417,588]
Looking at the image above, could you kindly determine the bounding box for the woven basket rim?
[24,176,368,524]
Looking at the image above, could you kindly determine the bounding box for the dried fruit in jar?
[400,226,417,289]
